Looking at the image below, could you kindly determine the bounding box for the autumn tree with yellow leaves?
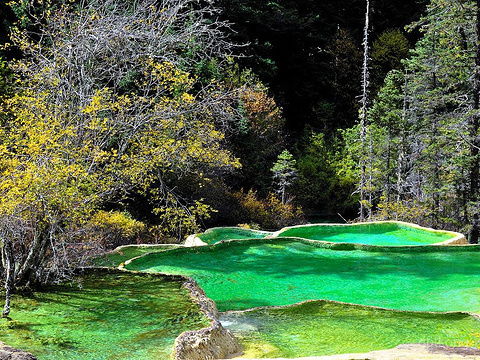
[0,0,251,315]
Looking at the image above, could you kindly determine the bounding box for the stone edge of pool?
[185,221,467,247]
[271,221,467,246]
[117,261,242,360]
[217,343,480,360]
[220,297,480,318]
[132,236,480,259]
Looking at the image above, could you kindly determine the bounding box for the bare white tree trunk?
[2,239,14,318]
[359,0,370,221]
[396,69,409,219]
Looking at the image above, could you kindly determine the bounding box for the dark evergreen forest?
[219,0,428,134]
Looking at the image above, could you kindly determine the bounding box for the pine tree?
[271,150,297,205]
[367,0,480,234]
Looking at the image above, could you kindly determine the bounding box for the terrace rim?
[119,234,480,359]
[185,221,467,247]
[270,220,467,246]
[3,221,472,360]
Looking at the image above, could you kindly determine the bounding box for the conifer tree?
[271,150,297,205]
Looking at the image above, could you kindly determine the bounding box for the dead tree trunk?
[359,0,370,221]
[2,239,15,318]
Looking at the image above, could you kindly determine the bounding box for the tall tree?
[271,149,297,205]
[363,0,480,234]
[217,0,428,135]
[0,0,247,314]
[468,0,480,243]
[359,0,371,220]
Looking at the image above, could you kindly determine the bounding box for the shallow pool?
[273,222,459,246]
[221,301,480,358]
[0,271,209,360]
[195,227,273,245]
[191,222,461,247]
[125,239,480,313]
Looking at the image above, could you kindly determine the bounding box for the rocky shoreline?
[0,342,37,360]
[173,278,241,360]
[222,343,480,360]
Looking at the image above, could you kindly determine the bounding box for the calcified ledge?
[220,299,480,360]
[181,236,480,256]
[221,297,480,318]
[221,343,480,360]
[173,278,241,360]
[185,221,466,247]
[117,264,241,360]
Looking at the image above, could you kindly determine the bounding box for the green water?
[92,245,180,267]
[275,222,456,246]
[196,227,272,244]
[125,239,480,312]
[221,301,480,358]
[192,222,457,246]
[0,271,209,360]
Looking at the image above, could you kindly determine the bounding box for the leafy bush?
[90,211,146,248]
[233,190,305,230]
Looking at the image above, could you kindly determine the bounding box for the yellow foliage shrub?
[373,196,431,227]
[233,190,304,230]
[90,211,146,248]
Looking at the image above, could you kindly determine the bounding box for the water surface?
[0,272,209,360]
[275,223,456,246]
[196,227,272,245]
[126,239,480,312]
[221,301,480,358]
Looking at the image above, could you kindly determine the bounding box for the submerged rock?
[0,342,37,360]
